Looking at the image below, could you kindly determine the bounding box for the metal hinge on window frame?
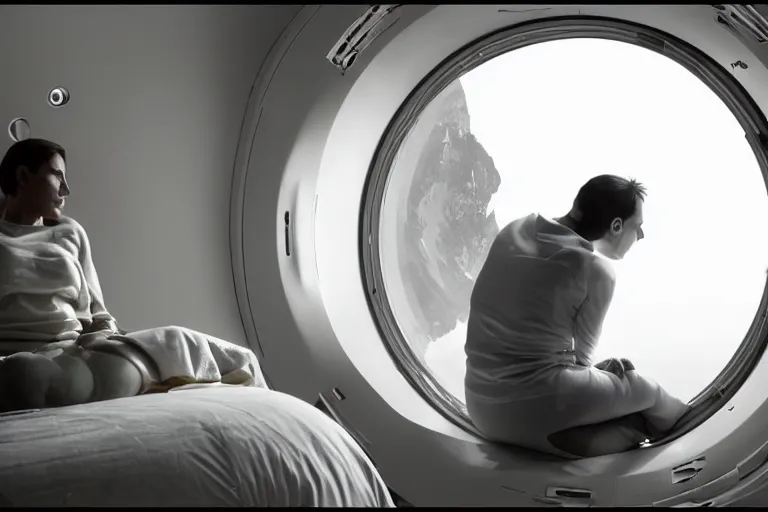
[654,467,740,506]
[713,5,768,44]
[671,457,708,485]
[326,5,403,75]
[545,486,594,507]
[654,440,768,507]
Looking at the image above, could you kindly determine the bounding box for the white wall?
[0,5,299,344]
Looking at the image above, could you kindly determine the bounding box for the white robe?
[0,216,267,388]
[0,216,117,343]
[464,213,688,457]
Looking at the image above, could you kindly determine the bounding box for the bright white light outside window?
[382,38,768,407]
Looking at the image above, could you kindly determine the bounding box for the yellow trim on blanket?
[145,376,219,393]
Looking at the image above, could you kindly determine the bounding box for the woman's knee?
[159,325,194,337]
[0,353,57,411]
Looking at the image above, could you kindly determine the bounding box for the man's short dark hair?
[0,139,66,197]
[572,174,647,241]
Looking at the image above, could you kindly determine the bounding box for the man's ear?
[610,217,623,236]
[15,165,29,189]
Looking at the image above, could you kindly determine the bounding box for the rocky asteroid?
[397,79,501,361]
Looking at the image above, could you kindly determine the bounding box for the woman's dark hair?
[571,174,647,241]
[0,139,66,197]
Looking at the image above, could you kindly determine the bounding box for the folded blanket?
[109,326,268,391]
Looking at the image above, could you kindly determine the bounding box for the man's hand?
[595,357,635,379]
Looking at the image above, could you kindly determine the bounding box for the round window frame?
[360,15,768,444]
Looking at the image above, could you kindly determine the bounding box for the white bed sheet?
[0,386,395,507]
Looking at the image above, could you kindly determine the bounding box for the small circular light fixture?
[8,117,31,142]
[47,86,70,108]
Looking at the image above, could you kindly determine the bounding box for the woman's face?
[17,153,70,220]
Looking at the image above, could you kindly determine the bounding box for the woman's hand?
[76,330,114,350]
[595,357,635,379]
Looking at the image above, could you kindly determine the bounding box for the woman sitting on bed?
[0,138,265,412]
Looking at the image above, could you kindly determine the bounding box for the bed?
[0,384,395,507]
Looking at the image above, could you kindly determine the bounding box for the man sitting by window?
[464,175,689,458]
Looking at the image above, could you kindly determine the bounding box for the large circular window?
[362,18,768,439]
